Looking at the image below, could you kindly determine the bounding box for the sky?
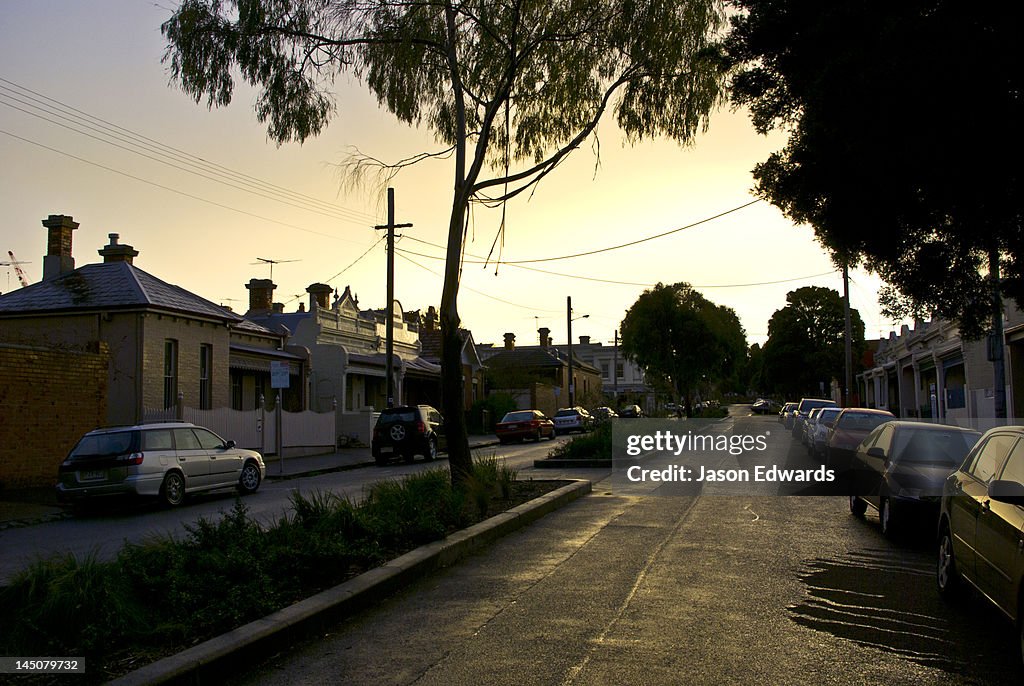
[0,1,905,349]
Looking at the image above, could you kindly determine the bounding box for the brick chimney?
[245,278,276,315]
[98,233,139,264]
[422,305,439,332]
[272,302,285,313]
[504,332,516,349]
[42,214,79,280]
[538,327,551,348]
[306,282,333,311]
[579,336,591,346]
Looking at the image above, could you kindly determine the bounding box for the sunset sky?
[0,1,904,349]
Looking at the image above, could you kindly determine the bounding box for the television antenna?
[251,257,300,281]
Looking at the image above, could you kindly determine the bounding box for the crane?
[2,251,30,289]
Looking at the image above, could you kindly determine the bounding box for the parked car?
[779,402,798,427]
[618,404,644,418]
[937,425,1024,664]
[791,398,838,437]
[553,407,594,434]
[55,422,265,507]
[372,405,446,465]
[495,410,556,443]
[849,421,981,536]
[825,408,896,471]
[751,398,778,414]
[800,408,823,447]
[807,406,843,458]
[591,406,618,422]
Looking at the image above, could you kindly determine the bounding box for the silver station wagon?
[56,422,266,507]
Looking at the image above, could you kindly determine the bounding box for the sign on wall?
[270,361,290,389]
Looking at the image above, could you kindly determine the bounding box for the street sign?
[270,361,290,389]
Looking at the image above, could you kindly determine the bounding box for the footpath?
[0,435,500,529]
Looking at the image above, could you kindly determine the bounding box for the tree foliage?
[760,286,864,400]
[619,282,746,414]
[162,0,727,483]
[723,1,1024,338]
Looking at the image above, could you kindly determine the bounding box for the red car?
[495,410,556,443]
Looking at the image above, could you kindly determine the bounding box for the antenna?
[251,257,300,281]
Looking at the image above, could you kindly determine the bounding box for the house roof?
[0,262,242,322]
[482,345,600,374]
[419,327,477,364]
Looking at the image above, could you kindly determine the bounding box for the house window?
[601,362,610,380]
[616,362,624,380]
[199,344,213,410]
[163,339,178,409]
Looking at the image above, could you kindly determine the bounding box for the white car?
[808,407,843,458]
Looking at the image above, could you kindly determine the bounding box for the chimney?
[503,332,516,350]
[422,305,439,332]
[579,335,590,346]
[98,233,139,264]
[538,327,551,348]
[42,214,79,280]
[245,278,276,315]
[306,282,333,311]
[272,302,285,314]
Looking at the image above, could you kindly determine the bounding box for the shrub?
[548,422,612,460]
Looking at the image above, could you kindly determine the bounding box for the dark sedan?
[849,421,980,536]
[825,407,895,472]
[937,426,1024,665]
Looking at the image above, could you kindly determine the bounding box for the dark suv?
[372,405,446,465]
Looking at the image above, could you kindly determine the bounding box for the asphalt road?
[225,412,1023,686]
[0,437,584,584]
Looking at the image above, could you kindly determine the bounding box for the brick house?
[0,215,306,429]
[417,306,486,411]
[478,329,602,416]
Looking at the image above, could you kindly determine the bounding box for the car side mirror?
[866,447,885,460]
[988,479,1024,505]
[224,440,236,450]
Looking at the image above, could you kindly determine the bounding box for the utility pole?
[375,188,413,408]
[567,296,574,407]
[989,247,1007,421]
[843,262,853,407]
[613,329,619,404]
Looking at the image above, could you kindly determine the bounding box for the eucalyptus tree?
[162,0,727,483]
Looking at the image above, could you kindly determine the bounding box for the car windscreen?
[69,431,137,459]
[800,400,836,413]
[837,413,892,432]
[378,410,417,424]
[501,411,535,423]
[892,428,980,466]
[555,409,578,417]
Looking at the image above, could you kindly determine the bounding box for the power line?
[0,77,381,226]
[280,236,386,305]
[0,127,374,246]
[396,239,839,289]
[403,199,763,265]
[394,251,562,313]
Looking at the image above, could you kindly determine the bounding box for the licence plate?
[380,447,393,454]
[80,470,105,481]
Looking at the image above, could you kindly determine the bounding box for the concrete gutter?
[107,479,591,686]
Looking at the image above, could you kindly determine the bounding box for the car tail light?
[416,421,427,434]
[124,452,144,466]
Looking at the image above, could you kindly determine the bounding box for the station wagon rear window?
[69,431,137,459]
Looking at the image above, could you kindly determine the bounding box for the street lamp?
[566,295,589,406]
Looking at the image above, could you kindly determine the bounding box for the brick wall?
[0,342,109,489]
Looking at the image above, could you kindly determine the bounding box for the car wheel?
[161,472,185,507]
[937,525,963,599]
[426,438,438,461]
[849,495,867,517]
[535,429,543,442]
[880,497,896,537]
[549,429,557,441]
[237,461,261,494]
